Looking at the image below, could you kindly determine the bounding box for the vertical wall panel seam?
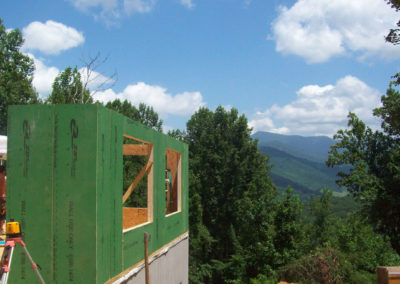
[95,104,99,284]
[108,110,111,280]
[51,105,55,282]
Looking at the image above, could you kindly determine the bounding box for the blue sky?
[2,0,400,136]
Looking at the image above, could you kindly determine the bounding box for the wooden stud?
[144,232,150,284]
[147,144,154,222]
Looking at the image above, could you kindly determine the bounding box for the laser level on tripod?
[0,219,45,284]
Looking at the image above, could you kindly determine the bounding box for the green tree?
[105,99,163,131]
[273,187,306,267]
[186,106,277,283]
[46,66,92,104]
[0,18,38,135]
[309,188,335,247]
[334,214,400,274]
[327,86,400,253]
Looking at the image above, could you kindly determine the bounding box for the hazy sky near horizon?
[3,0,400,136]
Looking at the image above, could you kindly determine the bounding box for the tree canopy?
[46,66,92,104]
[184,106,278,282]
[327,86,400,253]
[105,99,163,131]
[0,18,38,135]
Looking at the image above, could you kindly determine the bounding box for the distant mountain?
[252,131,346,199]
[252,131,335,163]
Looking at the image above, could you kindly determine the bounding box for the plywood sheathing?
[123,208,148,229]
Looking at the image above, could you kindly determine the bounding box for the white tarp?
[0,136,6,154]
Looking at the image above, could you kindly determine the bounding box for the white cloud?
[69,0,155,21]
[249,76,382,136]
[124,0,156,14]
[271,0,400,63]
[69,0,120,23]
[27,54,60,97]
[79,67,115,91]
[22,21,84,55]
[93,82,205,117]
[70,0,118,12]
[179,0,194,10]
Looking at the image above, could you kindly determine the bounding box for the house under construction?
[6,104,189,283]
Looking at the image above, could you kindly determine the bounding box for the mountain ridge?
[252,131,346,198]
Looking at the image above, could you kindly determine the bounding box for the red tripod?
[0,237,45,284]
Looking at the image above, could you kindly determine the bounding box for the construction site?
[0,104,189,283]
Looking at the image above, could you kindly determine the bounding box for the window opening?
[165,148,181,215]
[122,134,153,230]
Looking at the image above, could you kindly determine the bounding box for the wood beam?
[123,144,149,156]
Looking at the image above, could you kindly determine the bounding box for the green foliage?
[333,214,400,273]
[327,87,400,253]
[105,99,163,131]
[273,187,306,266]
[185,106,400,283]
[186,106,277,283]
[373,86,400,136]
[0,18,39,135]
[46,66,92,104]
[309,188,335,247]
[329,195,360,219]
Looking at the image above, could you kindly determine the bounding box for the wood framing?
[123,160,153,204]
[123,144,150,156]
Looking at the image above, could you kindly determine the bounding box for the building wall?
[7,104,189,283]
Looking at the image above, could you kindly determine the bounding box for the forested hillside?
[181,106,400,283]
[252,131,335,163]
[257,144,344,198]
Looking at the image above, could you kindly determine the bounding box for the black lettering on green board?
[23,120,30,178]
[70,119,79,178]
[68,201,74,281]
[20,200,26,238]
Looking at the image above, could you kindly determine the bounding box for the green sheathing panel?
[121,117,189,270]
[7,105,188,283]
[52,105,97,283]
[110,111,123,277]
[7,105,54,283]
[96,107,124,283]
